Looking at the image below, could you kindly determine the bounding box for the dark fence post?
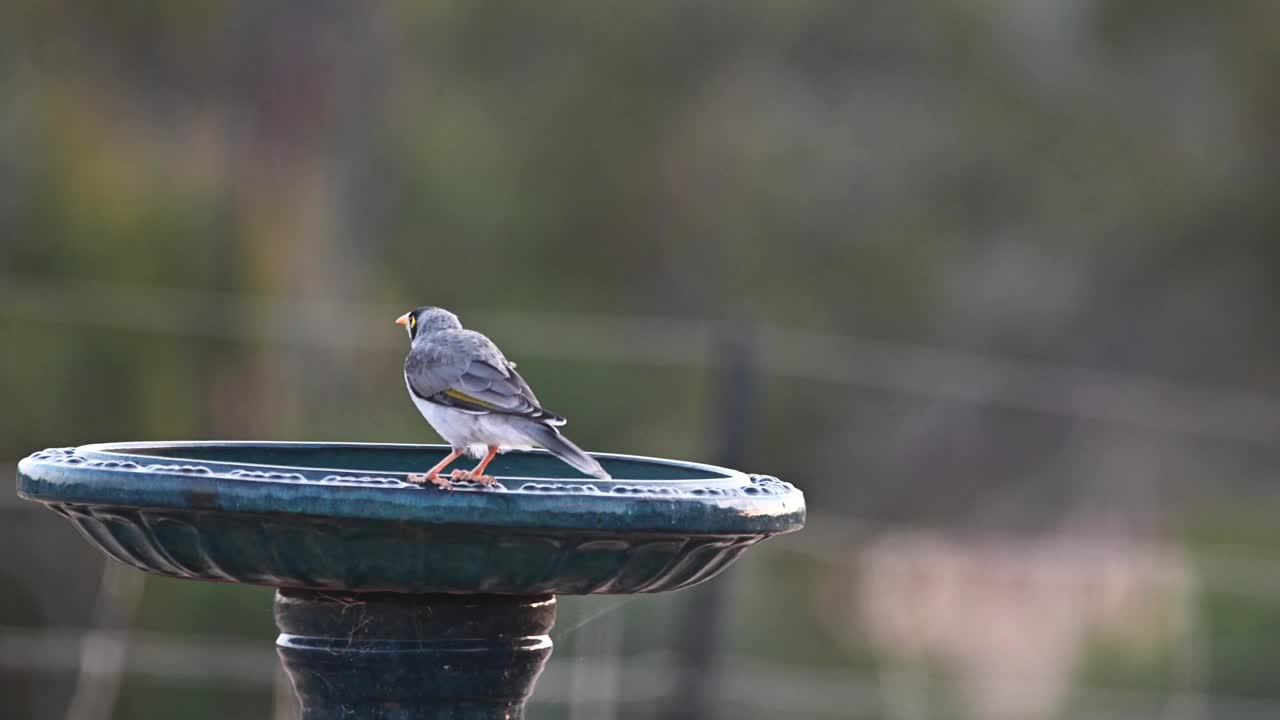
[665,323,756,720]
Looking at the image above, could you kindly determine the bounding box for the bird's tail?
[525,423,611,480]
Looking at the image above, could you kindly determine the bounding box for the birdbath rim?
[76,439,748,481]
[16,441,803,594]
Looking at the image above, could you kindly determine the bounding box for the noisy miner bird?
[396,306,611,488]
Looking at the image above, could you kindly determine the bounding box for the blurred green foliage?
[3,0,1280,718]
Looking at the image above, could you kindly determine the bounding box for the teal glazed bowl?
[16,442,805,595]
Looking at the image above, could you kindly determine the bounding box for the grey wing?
[405,334,565,424]
[455,359,566,424]
[404,342,466,402]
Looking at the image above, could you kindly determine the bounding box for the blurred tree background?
[2,1,1280,719]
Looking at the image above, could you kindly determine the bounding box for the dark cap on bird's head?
[396,306,462,340]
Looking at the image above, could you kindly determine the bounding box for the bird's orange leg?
[461,446,499,485]
[407,448,464,489]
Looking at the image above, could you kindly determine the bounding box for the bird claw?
[407,472,453,490]
[446,468,497,486]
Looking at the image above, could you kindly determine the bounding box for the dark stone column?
[275,590,556,719]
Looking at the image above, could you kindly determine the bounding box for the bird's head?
[395,306,462,341]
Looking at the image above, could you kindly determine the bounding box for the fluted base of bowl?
[275,590,555,720]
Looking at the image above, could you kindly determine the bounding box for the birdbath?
[15,442,804,719]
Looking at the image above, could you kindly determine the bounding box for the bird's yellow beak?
[395,313,411,327]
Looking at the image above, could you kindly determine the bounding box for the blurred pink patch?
[847,523,1195,720]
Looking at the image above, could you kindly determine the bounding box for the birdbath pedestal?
[16,442,804,719]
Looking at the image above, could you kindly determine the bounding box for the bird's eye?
[408,315,417,328]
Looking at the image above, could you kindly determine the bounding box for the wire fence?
[8,499,1280,718]
[6,625,1280,720]
[6,278,1280,719]
[3,276,1278,451]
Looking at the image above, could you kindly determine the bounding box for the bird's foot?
[407,472,453,490]
[449,469,497,486]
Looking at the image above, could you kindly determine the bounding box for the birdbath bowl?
[16,442,804,719]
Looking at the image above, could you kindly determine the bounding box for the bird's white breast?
[407,377,536,458]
